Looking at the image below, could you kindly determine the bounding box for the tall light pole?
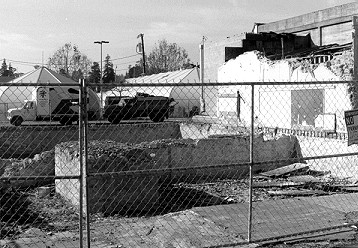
[94,40,109,118]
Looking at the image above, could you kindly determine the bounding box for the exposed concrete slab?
[55,131,303,214]
[55,140,163,215]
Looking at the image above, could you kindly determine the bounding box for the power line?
[111,54,139,61]
[94,54,139,63]
[113,60,139,66]
[6,56,138,74]
[7,53,138,66]
[7,59,41,65]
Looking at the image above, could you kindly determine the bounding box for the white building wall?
[218,51,350,131]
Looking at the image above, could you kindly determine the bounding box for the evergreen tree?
[88,62,101,92]
[103,54,115,84]
[1,59,8,76]
[8,63,15,77]
[0,60,16,77]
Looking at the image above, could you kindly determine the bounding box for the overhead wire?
[111,54,139,61]
[7,59,41,66]
[113,60,139,66]
[6,53,140,68]
[93,54,139,64]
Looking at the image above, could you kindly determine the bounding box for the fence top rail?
[1,80,353,88]
[86,80,356,88]
[0,82,80,87]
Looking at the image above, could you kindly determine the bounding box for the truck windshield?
[23,102,33,109]
[118,99,129,106]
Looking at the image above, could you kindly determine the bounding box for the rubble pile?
[327,49,354,81]
[181,162,356,203]
[0,150,54,188]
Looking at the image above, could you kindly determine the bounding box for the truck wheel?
[107,112,124,124]
[112,115,123,124]
[60,117,72,126]
[108,115,115,123]
[150,113,165,122]
[11,116,23,126]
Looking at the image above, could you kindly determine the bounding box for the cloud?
[228,0,242,9]
[144,22,201,45]
[0,32,39,52]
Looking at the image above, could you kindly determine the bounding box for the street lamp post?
[94,40,109,119]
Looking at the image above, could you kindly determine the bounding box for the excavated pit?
[55,133,303,215]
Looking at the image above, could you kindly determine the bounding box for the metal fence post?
[83,79,91,248]
[79,79,84,248]
[248,83,255,242]
[79,78,90,247]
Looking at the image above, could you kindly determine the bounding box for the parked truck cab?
[7,86,97,126]
[7,100,36,126]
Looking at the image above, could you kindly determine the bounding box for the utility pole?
[281,37,284,60]
[200,36,207,114]
[137,33,146,75]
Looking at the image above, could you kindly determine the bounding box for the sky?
[1,0,356,74]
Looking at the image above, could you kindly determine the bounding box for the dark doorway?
[291,89,324,127]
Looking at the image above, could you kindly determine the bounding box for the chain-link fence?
[1,80,358,247]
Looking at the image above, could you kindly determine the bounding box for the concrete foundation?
[55,141,165,215]
[55,131,302,214]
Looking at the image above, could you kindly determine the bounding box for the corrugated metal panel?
[125,68,197,84]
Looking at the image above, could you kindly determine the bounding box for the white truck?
[7,86,98,126]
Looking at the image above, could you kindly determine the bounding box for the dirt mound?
[1,150,55,188]
[2,150,54,178]
[0,186,78,240]
[0,187,43,239]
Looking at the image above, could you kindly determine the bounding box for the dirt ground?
[2,172,358,248]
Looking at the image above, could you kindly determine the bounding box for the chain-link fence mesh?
[0,82,86,247]
[0,80,358,247]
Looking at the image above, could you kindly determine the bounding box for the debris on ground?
[0,161,357,244]
[260,163,310,178]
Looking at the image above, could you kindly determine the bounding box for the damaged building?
[217,48,352,132]
[202,2,358,131]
